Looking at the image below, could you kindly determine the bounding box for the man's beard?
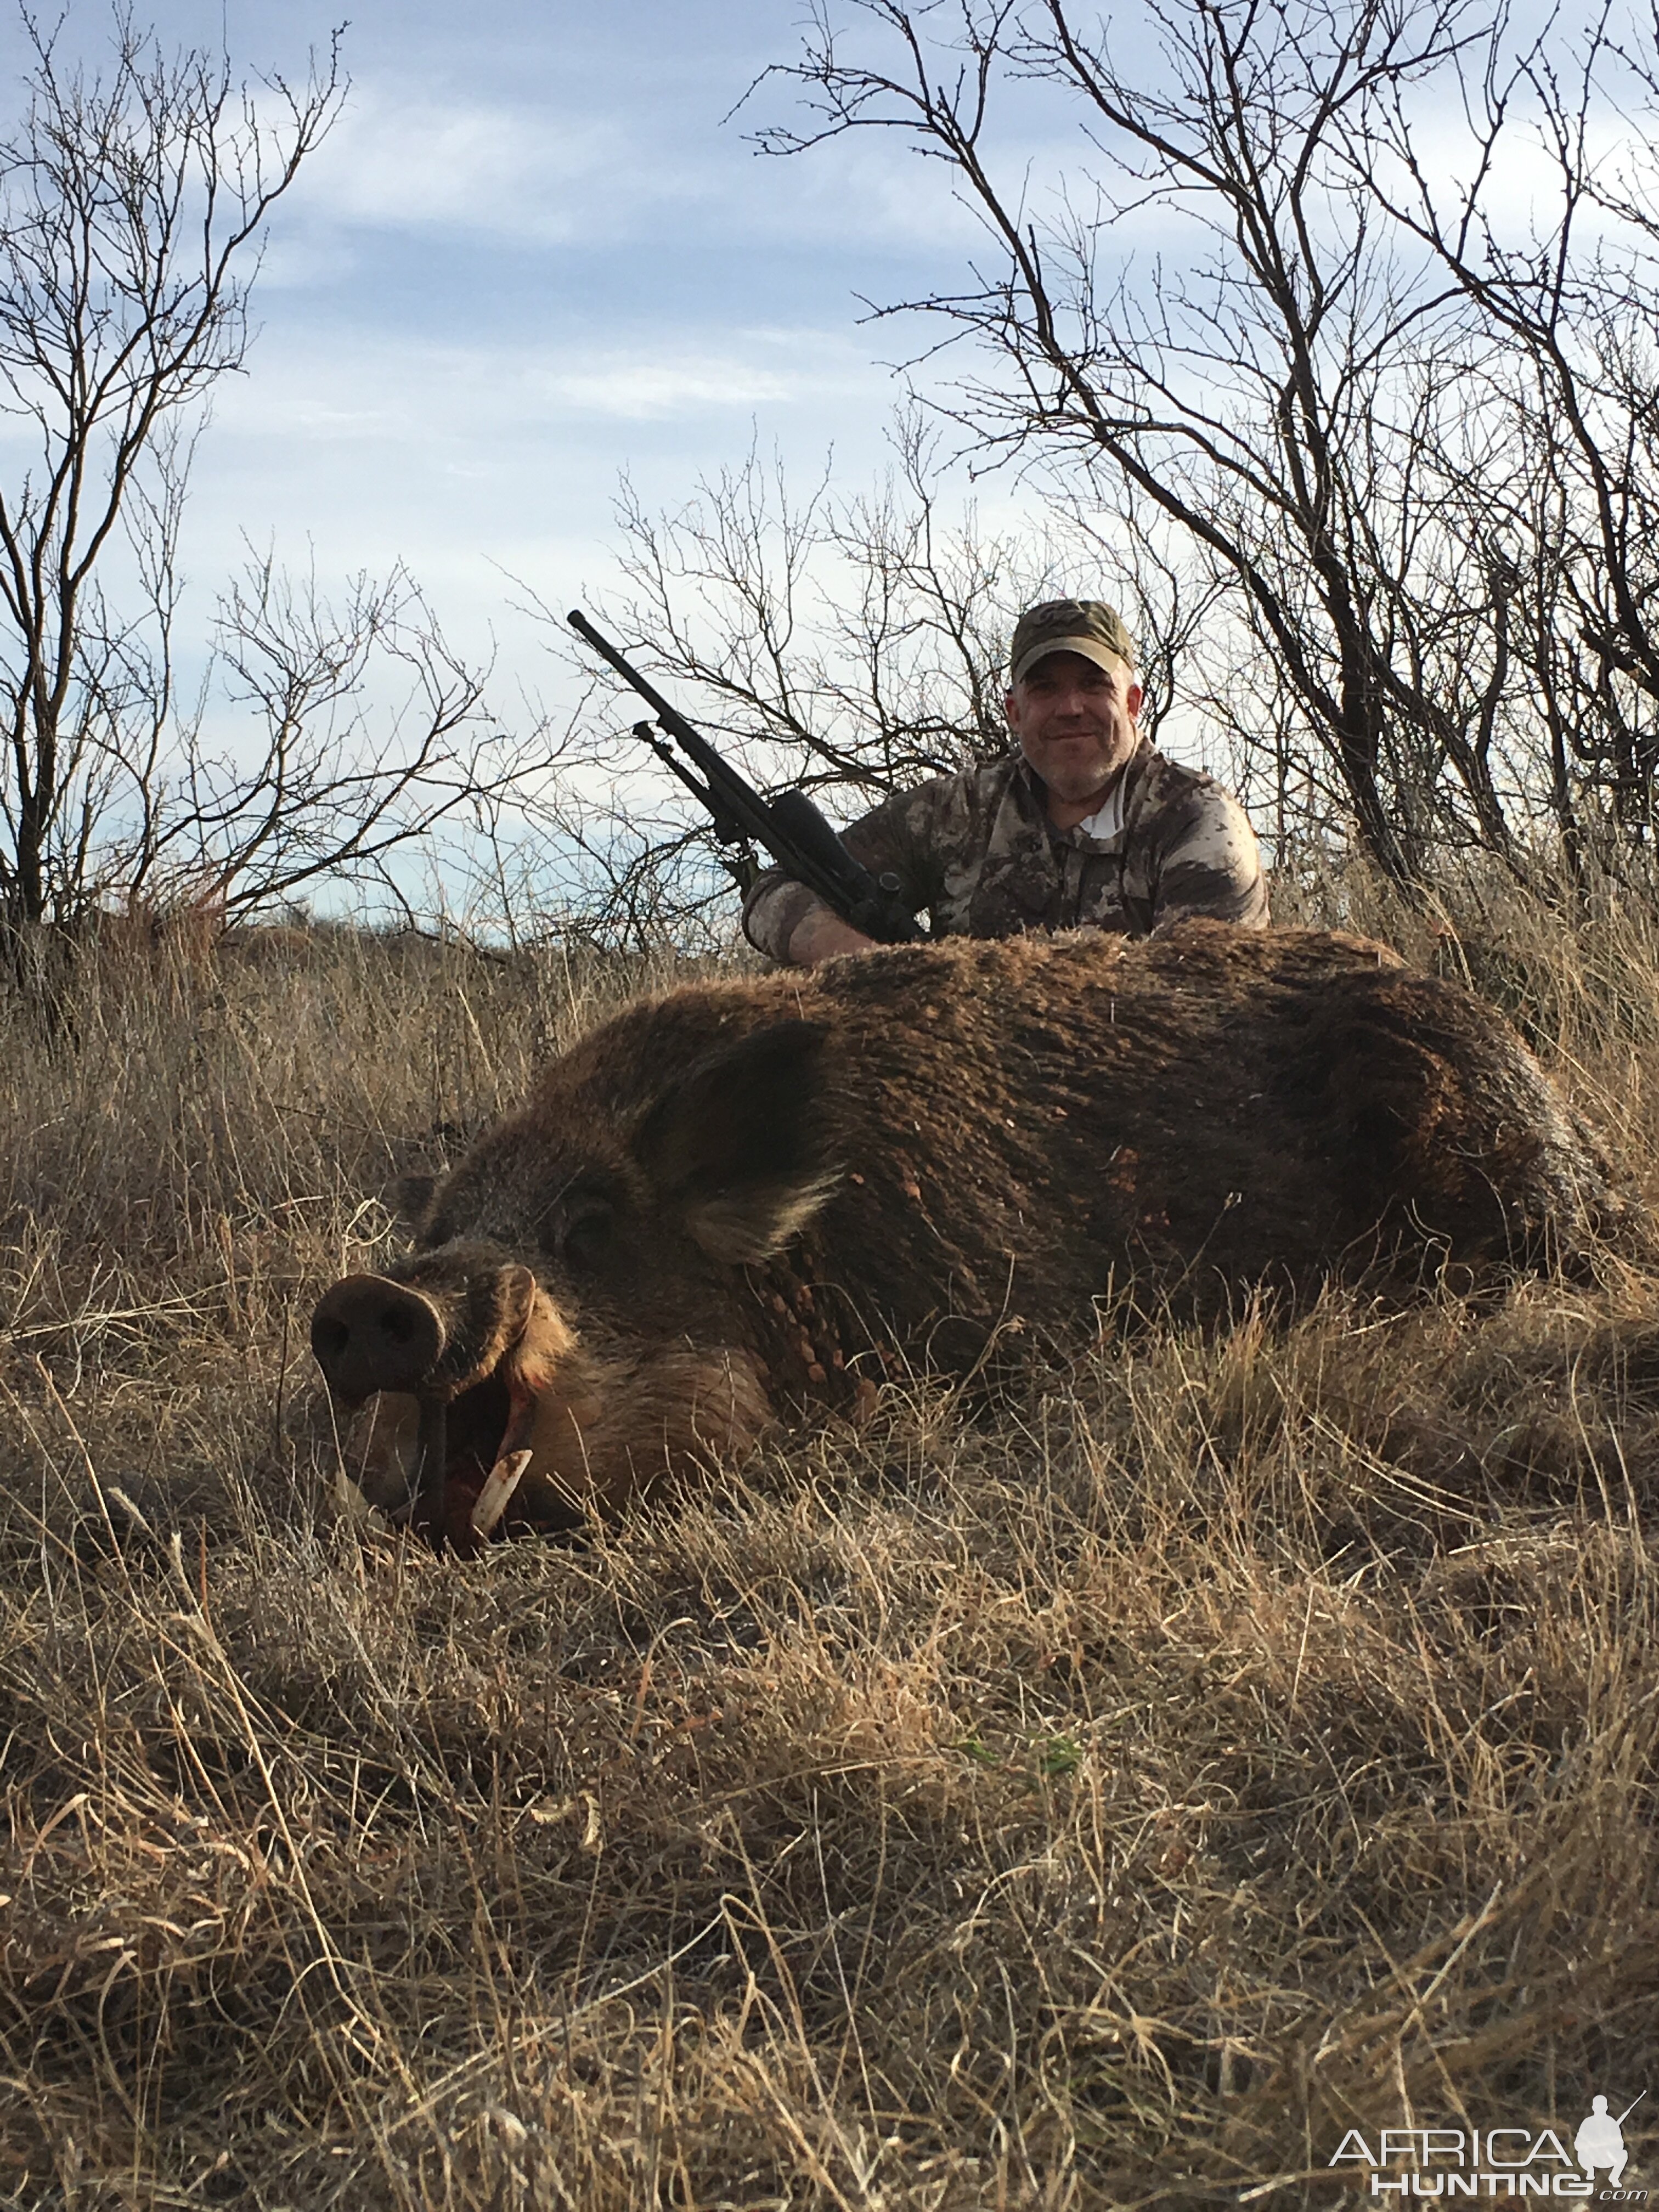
[1037,735,1136,804]
[1042,757,1115,803]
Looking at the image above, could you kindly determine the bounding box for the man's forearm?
[741,787,927,963]
[783,902,879,966]
[743,871,880,966]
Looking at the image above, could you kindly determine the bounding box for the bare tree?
[0,8,517,951]
[538,0,1659,928]
[752,0,1607,885]
[543,417,1231,944]
[594,422,1019,795]
[1352,8,1659,856]
[176,554,499,919]
[0,10,342,929]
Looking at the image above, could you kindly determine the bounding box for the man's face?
[1005,650,1143,804]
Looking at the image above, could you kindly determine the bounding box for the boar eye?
[558,1197,615,1270]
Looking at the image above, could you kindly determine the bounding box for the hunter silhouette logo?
[1577,2095,1644,2192]
[1330,2091,1647,2197]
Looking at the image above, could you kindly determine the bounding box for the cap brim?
[1010,635,1135,687]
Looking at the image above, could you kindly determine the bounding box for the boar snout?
[311,1274,445,1406]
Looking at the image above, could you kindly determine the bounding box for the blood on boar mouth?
[311,1264,579,1544]
[313,1256,777,1549]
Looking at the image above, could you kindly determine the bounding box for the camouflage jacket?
[742,742,1269,960]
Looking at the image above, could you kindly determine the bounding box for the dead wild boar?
[310,922,1615,1548]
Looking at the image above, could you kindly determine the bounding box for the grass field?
[1,871,1656,2209]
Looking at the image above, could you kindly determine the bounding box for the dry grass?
[1,881,1656,2210]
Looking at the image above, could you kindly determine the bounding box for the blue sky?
[18,0,983,709]
[0,0,1605,911]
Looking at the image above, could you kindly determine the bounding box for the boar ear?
[633,1019,838,1264]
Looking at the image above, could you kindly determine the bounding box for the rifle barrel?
[568,609,684,729]
[572,610,774,831]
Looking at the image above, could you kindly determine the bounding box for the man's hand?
[785,904,881,967]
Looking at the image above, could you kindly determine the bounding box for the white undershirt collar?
[1073,772,1128,843]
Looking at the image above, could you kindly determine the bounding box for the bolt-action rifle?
[568,609,924,945]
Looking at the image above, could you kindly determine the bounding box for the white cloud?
[210,329,862,450]
[269,64,993,262]
[180,318,900,687]
[300,83,634,242]
[535,359,794,419]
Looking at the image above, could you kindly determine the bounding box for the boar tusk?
[471,1449,533,1539]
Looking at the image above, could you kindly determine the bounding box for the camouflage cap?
[1009,598,1137,686]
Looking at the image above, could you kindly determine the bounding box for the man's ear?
[632,1019,839,1264]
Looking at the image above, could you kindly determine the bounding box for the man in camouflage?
[743,598,1269,965]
